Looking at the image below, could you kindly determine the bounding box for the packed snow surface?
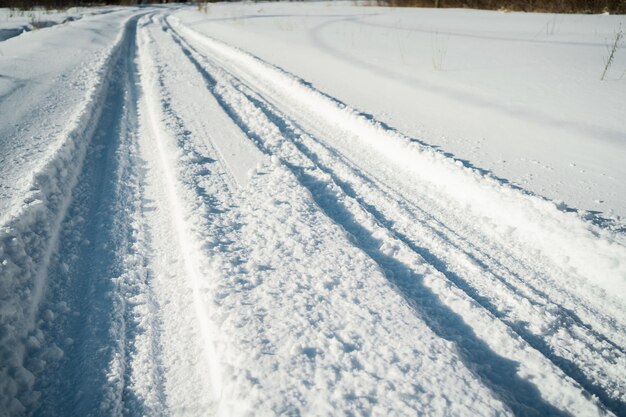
[0,2,625,416]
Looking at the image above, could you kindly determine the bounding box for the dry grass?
[601,23,624,79]
[1,0,183,10]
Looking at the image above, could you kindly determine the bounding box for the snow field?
[176,2,626,223]
[172,18,626,301]
[0,7,122,41]
[0,3,624,416]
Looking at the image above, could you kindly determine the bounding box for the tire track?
[26,13,169,417]
[163,15,623,416]
[228,82,626,414]
[0,13,146,413]
[133,12,261,415]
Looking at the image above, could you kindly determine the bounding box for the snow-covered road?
[1,4,625,417]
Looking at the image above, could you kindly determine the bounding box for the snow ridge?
[0,14,140,415]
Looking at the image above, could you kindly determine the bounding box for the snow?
[0,6,119,41]
[173,2,626,224]
[0,2,625,417]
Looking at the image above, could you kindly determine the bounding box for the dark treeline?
[0,0,624,13]
[381,0,625,13]
[0,0,199,10]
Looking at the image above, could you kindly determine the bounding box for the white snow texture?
[0,3,624,417]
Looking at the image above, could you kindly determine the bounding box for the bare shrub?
[601,24,624,80]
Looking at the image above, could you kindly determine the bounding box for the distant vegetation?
[1,0,624,14]
[380,0,626,14]
[0,0,189,10]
